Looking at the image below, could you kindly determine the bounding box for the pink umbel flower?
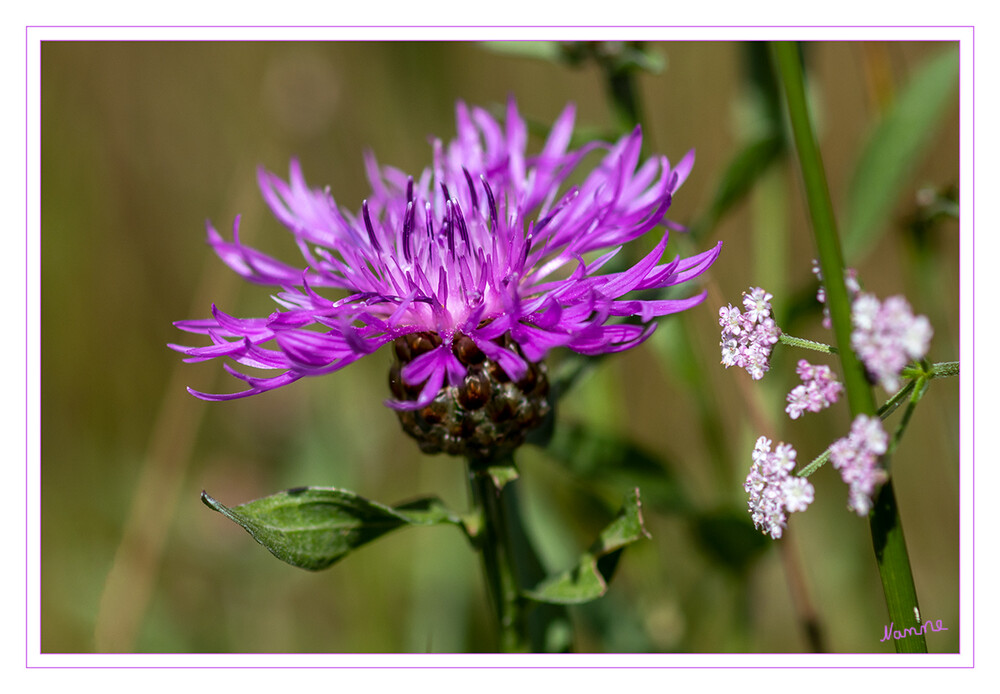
[850,293,933,392]
[785,359,844,419]
[829,414,889,516]
[718,287,781,380]
[812,259,861,330]
[744,436,814,539]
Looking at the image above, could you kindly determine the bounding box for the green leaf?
[842,45,959,262]
[486,463,519,491]
[201,487,461,571]
[525,488,650,605]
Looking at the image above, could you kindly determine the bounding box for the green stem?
[886,379,926,459]
[771,41,926,653]
[467,458,528,653]
[797,381,913,478]
[885,361,956,460]
[779,333,839,354]
[903,360,959,380]
[771,43,873,410]
[796,360,957,478]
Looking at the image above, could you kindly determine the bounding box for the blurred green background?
[40,40,959,653]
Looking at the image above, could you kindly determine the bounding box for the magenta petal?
[400,345,448,385]
[671,149,696,191]
[413,364,446,408]
[272,330,349,367]
[608,292,708,321]
[471,335,528,382]
[591,232,670,299]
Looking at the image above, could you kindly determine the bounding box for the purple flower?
[718,287,780,380]
[744,436,814,539]
[850,293,933,392]
[785,359,843,420]
[172,98,721,455]
[829,414,889,516]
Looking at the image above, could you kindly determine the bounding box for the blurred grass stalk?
[770,41,926,653]
[93,167,257,652]
[597,40,826,651]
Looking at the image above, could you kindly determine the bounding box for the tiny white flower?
[782,477,815,513]
[852,293,881,332]
[773,442,797,472]
[743,287,773,323]
[902,314,933,360]
[720,338,740,367]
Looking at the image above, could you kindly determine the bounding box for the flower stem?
[771,41,926,653]
[903,359,959,380]
[797,380,914,478]
[797,360,957,478]
[779,333,839,354]
[467,457,529,653]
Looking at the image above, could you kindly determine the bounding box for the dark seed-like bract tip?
[388,331,550,458]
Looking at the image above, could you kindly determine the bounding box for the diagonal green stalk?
[771,41,926,653]
[797,361,957,478]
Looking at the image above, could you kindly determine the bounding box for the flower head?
[829,414,889,516]
[744,436,814,539]
[172,98,721,456]
[850,293,932,392]
[785,359,843,419]
[718,287,781,380]
[812,260,932,392]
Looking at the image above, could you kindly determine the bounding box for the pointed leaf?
[202,487,460,571]
[842,45,959,262]
[486,463,519,491]
[525,488,649,605]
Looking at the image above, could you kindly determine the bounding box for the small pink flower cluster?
[744,436,815,539]
[812,259,860,330]
[719,287,781,380]
[785,359,844,420]
[830,414,889,516]
[851,293,933,392]
[812,259,932,392]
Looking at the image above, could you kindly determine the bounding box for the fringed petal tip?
[168,346,218,365]
[569,322,659,356]
[186,385,260,402]
[671,149,696,191]
[184,363,304,402]
[383,397,426,412]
